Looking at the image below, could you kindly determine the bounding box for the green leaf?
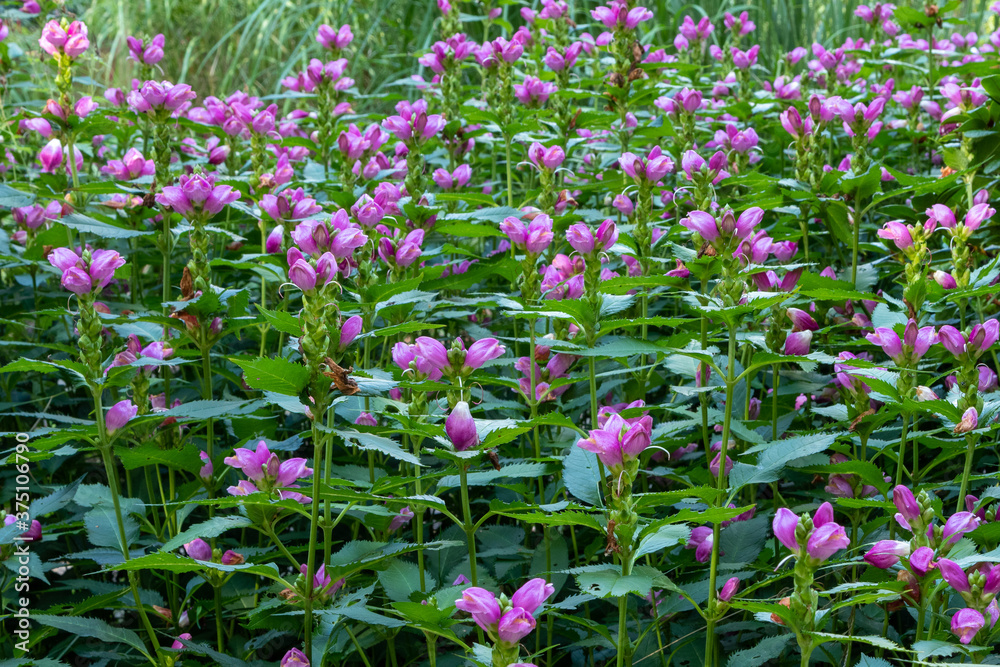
[31,615,148,656]
[0,183,35,208]
[730,432,838,490]
[719,516,770,567]
[58,212,152,239]
[574,564,667,598]
[115,440,204,474]
[257,305,302,336]
[161,516,254,552]
[320,604,407,628]
[340,430,421,466]
[110,552,285,582]
[634,524,690,559]
[563,446,603,506]
[231,356,310,395]
[85,504,139,552]
[378,559,430,603]
[726,634,791,667]
[809,633,901,651]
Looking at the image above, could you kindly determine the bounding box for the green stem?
[893,413,909,488]
[771,364,781,442]
[616,558,633,667]
[957,434,978,512]
[588,356,607,501]
[706,324,738,667]
[505,133,514,208]
[851,194,861,286]
[213,584,225,652]
[303,420,326,664]
[93,390,163,665]
[459,461,478,585]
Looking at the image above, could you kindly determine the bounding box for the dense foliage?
[3,0,1000,666]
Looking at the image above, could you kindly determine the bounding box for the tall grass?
[71,0,996,101]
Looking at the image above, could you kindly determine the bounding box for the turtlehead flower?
[566,219,618,255]
[382,99,445,144]
[101,148,155,180]
[224,440,312,497]
[592,1,653,29]
[527,143,565,170]
[773,502,849,562]
[866,319,937,366]
[863,540,910,569]
[3,515,42,542]
[128,80,197,116]
[127,34,165,65]
[155,172,240,219]
[40,20,90,58]
[281,648,310,667]
[501,214,554,254]
[576,412,653,470]
[393,337,448,381]
[938,321,999,359]
[543,43,583,71]
[680,207,764,250]
[455,579,554,647]
[432,164,472,190]
[48,248,126,295]
[620,146,674,184]
[951,608,985,645]
[681,149,730,183]
[106,399,138,434]
[317,23,353,50]
[515,76,557,107]
[446,401,479,451]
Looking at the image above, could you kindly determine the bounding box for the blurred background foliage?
[4,0,997,104]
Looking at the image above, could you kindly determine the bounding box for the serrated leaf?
[31,615,148,656]
[161,516,254,552]
[231,356,310,395]
[726,634,791,667]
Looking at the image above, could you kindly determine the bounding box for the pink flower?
[106,399,138,433]
[954,407,979,434]
[772,508,800,553]
[876,220,913,249]
[527,142,565,170]
[576,412,653,469]
[432,164,472,189]
[339,315,363,350]
[40,20,89,58]
[514,76,557,107]
[126,34,165,65]
[718,577,739,602]
[510,578,555,613]
[784,330,812,356]
[943,511,980,544]
[686,526,714,562]
[445,401,479,451]
[938,558,971,592]
[38,139,64,173]
[497,607,536,644]
[863,540,909,568]
[619,146,674,183]
[388,506,414,532]
[455,587,502,630]
[952,608,985,645]
[501,215,554,254]
[101,148,154,180]
[184,538,212,561]
[317,24,353,50]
